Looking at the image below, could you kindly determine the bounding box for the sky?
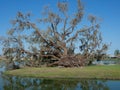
[0,0,120,55]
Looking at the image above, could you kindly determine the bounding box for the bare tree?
[78,15,108,64]
[1,0,108,67]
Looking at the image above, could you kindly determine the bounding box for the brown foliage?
[49,55,86,67]
[1,0,108,68]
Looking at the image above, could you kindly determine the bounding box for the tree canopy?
[1,0,108,68]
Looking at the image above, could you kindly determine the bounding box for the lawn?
[4,65,120,80]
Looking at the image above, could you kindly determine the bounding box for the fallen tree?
[49,55,87,67]
[1,0,108,68]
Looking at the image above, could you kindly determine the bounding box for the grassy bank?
[4,65,120,80]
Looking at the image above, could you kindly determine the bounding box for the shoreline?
[4,65,120,80]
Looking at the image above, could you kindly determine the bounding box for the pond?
[0,61,120,90]
[0,74,120,90]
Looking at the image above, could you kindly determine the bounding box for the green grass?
[4,65,120,80]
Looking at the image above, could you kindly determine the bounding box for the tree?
[114,49,120,56]
[2,0,108,67]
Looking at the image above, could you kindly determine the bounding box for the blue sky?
[0,0,120,55]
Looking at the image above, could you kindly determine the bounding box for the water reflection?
[0,75,112,90]
[0,63,120,90]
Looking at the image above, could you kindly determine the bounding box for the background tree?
[114,49,120,56]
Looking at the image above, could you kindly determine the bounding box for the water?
[92,60,120,65]
[0,61,120,90]
[0,74,120,90]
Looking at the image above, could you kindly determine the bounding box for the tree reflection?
[2,75,109,90]
[79,80,109,90]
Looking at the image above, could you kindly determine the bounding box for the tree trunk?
[63,47,68,56]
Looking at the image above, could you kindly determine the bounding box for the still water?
[0,61,120,90]
[0,74,120,90]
